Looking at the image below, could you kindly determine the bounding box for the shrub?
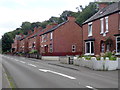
[84,55,91,60]
[29,50,38,54]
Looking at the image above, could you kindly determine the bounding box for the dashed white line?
[20,61,26,64]
[15,59,19,61]
[38,69,76,80]
[28,63,37,67]
[86,85,94,89]
[39,69,49,72]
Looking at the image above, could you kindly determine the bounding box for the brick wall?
[83,13,119,55]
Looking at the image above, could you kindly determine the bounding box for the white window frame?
[72,45,76,52]
[88,22,92,37]
[85,41,94,55]
[116,36,120,55]
[105,16,109,33]
[100,18,104,34]
[50,32,53,40]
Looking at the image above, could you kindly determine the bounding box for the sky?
[0,0,95,38]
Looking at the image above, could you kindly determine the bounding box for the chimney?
[19,33,24,37]
[98,2,109,10]
[46,24,56,29]
[28,30,32,35]
[34,27,38,33]
[37,27,43,32]
[67,16,76,21]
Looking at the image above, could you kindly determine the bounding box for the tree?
[21,22,31,34]
[2,33,13,53]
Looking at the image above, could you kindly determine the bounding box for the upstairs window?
[72,45,76,52]
[88,22,92,37]
[50,32,53,40]
[100,18,104,34]
[41,35,44,42]
[105,16,109,33]
[44,34,47,42]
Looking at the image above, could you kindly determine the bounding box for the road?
[1,55,118,89]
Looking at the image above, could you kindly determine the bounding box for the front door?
[44,45,48,53]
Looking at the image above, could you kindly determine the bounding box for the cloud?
[0,0,95,39]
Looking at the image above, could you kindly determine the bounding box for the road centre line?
[20,61,26,64]
[39,69,76,80]
[86,85,98,90]
[28,63,37,67]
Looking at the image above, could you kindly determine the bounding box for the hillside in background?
[1,2,98,53]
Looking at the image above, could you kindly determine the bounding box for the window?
[100,18,104,34]
[105,16,109,33]
[116,36,120,54]
[119,12,120,30]
[49,44,53,53]
[72,45,76,52]
[50,32,53,40]
[44,34,47,42]
[41,35,44,42]
[88,22,92,37]
[85,41,94,55]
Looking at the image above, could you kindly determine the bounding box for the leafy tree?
[2,33,13,53]
[21,22,31,34]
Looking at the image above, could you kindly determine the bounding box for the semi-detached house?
[82,2,120,56]
[12,2,120,56]
[40,16,83,56]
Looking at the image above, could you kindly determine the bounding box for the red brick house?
[82,2,120,55]
[40,16,83,56]
[18,31,33,53]
[12,35,22,53]
[28,27,42,53]
[39,24,58,54]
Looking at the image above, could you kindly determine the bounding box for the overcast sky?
[0,0,95,38]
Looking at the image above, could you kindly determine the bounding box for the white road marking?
[28,63,37,67]
[15,59,19,61]
[20,61,26,64]
[86,86,94,89]
[38,69,76,80]
[39,69,50,72]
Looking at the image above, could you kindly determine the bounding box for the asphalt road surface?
[1,54,118,89]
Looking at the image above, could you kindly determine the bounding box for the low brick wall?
[74,57,119,70]
[41,56,60,61]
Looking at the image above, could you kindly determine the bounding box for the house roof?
[40,20,68,36]
[28,30,43,39]
[83,2,120,25]
[20,33,32,41]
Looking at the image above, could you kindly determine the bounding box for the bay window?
[116,36,120,54]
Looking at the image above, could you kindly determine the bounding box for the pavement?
[0,54,11,89]
[1,54,119,89]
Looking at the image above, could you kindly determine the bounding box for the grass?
[3,65,17,89]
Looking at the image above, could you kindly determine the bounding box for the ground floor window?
[116,36,120,54]
[49,44,53,53]
[85,41,94,55]
[101,42,105,52]
[72,45,76,52]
